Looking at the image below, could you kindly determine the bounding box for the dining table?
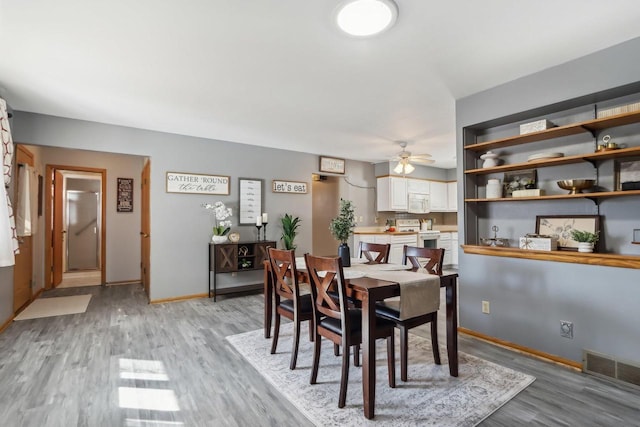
[262,258,459,420]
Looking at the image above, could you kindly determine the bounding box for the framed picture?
[536,215,601,251]
[615,157,640,191]
[272,180,308,194]
[166,172,230,195]
[239,178,264,225]
[503,169,537,197]
[117,178,134,213]
[319,156,345,174]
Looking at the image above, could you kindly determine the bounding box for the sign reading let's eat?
[166,172,230,195]
[272,180,308,194]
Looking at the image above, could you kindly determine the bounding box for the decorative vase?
[577,242,594,253]
[338,242,351,267]
[212,235,228,244]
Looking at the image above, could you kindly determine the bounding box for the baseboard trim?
[0,315,14,333]
[33,288,44,299]
[150,293,208,304]
[106,279,141,286]
[459,327,582,371]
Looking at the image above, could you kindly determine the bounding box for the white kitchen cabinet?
[429,181,448,211]
[406,178,430,194]
[438,232,453,266]
[447,181,458,211]
[377,177,407,211]
[353,233,418,264]
[451,232,458,267]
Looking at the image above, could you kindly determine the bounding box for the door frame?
[45,165,107,289]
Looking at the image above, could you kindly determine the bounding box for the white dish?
[527,152,564,161]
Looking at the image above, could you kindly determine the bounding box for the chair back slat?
[268,248,300,301]
[304,254,349,326]
[402,245,445,275]
[358,242,391,263]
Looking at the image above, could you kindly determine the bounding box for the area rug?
[14,294,92,321]
[227,324,535,426]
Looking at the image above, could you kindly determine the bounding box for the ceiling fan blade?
[410,158,435,165]
[409,153,432,159]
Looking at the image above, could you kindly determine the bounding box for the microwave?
[407,192,430,214]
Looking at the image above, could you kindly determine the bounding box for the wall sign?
[117,178,134,213]
[166,172,230,195]
[239,178,263,225]
[319,156,345,174]
[272,180,308,194]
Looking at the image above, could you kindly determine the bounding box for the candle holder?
[255,225,262,241]
[262,222,268,241]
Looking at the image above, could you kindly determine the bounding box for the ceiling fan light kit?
[392,141,433,174]
[334,0,398,37]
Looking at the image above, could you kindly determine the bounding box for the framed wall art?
[239,178,263,225]
[503,169,537,197]
[536,215,601,251]
[319,156,345,174]
[117,178,134,213]
[272,180,308,194]
[615,157,640,191]
[166,172,230,195]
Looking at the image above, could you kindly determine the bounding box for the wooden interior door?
[13,145,34,312]
[52,170,64,286]
[141,160,150,298]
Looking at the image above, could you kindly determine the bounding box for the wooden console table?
[209,240,275,301]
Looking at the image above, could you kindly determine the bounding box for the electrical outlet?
[560,320,573,339]
[482,300,490,314]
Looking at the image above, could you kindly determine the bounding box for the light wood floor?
[57,270,102,288]
[0,284,638,426]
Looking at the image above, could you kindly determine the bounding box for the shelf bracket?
[586,196,599,205]
[585,158,598,168]
[580,125,597,138]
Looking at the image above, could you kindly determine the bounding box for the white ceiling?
[2,1,640,169]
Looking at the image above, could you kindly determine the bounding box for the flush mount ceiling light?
[334,0,398,37]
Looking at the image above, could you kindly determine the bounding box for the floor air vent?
[583,349,640,388]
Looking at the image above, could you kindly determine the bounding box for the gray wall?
[3,112,378,307]
[456,37,640,363]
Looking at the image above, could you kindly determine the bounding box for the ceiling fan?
[391,141,434,174]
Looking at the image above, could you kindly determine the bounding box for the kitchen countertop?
[434,225,458,232]
[353,231,418,235]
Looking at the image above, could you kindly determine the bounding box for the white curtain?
[1,97,19,267]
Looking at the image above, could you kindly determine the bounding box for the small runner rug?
[14,295,92,321]
[227,323,535,426]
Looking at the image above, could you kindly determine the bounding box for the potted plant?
[281,214,301,250]
[570,229,599,253]
[329,199,356,267]
[203,201,233,243]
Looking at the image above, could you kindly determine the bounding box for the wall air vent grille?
[583,349,640,389]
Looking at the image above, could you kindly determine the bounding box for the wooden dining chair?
[375,245,444,382]
[304,254,396,408]
[358,241,391,263]
[268,248,314,370]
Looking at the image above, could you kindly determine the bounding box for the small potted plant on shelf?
[570,229,599,253]
[281,213,301,250]
[329,198,356,267]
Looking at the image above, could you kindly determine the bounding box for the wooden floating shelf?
[465,189,640,203]
[461,245,640,269]
[465,146,640,175]
[464,110,640,152]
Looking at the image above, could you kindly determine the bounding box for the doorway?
[45,165,107,289]
[311,175,340,256]
[60,172,102,287]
